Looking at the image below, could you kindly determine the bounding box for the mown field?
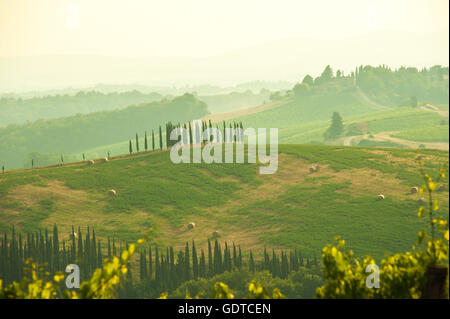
[0,144,448,261]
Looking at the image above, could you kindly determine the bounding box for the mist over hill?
[1,30,448,93]
[0,93,208,168]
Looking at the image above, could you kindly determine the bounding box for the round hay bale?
[418,198,426,205]
[70,232,77,240]
[187,222,196,230]
[377,194,385,201]
[87,160,95,165]
[104,157,109,162]
[212,231,220,238]
[309,165,319,173]
[410,186,419,194]
[108,189,117,196]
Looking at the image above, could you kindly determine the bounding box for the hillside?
[0,93,209,169]
[0,144,448,260]
[0,91,164,127]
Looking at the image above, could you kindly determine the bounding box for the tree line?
[128,119,245,155]
[0,93,209,169]
[0,226,318,297]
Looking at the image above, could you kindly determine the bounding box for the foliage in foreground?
[315,162,449,298]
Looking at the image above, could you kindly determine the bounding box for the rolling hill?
[0,144,448,260]
[0,93,209,169]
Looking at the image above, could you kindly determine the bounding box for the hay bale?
[108,189,117,196]
[212,231,220,238]
[104,157,109,162]
[87,160,95,165]
[418,198,426,205]
[187,222,196,230]
[309,165,319,173]
[437,184,446,192]
[70,232,77,240]
[410,186,419,194]
[377,194,385,200]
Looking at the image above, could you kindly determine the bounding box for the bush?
[315,164,449,298]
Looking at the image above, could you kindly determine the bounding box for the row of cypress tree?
[128,119,245,155]
[0,226,318,295]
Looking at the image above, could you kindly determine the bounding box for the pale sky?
[0,0,448,58]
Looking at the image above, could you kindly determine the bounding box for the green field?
[229,89,447,145]
[1,144,448,261]
[391,125,449,143]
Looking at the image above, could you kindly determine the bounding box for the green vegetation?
[0,145,448,260]
[0,90,164,127]
[391,125,449,143]
[355,64,449,106]
[0,225,320,298]
[357,139,407,148]
[0,93,208,169]
[323,112,344,140]
[1,162,447,299]
[316,164,449,298]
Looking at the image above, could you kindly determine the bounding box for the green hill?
[0,144,448,260]
[0,93,209,169]
[0,90,164,127]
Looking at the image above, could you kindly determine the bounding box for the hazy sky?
[1,0,448,58]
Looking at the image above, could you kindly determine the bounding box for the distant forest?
[288,64,449,106]
[0,93,208,168]
[0,90,164,127]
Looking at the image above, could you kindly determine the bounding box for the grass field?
[391,125,449,143]
[0,144,448,261]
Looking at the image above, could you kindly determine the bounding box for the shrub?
[315,163,449,299]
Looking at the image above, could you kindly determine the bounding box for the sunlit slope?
[0,145,448,259]
[223,90,448,146]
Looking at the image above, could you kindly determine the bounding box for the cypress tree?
[136,133,140,152]
[144,131,148,151]
[249,251,255,272]
[207,239,213,276]
[155,246,160,282]
[232,243,237,270]
[223,121,226,142]
[199,250,206,278]
[152,130,155,151]
[192,241,198,280]
[159,126,163,149]
[148,246,153,279]
[188,122,193,145]
[129,140,133,155]
[97,241,102,269]
[107,237,111,259]
[184,242,190,281]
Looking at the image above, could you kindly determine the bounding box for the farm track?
[200,98,288,123]
[341,132,449,151]
[420,104,449,119]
